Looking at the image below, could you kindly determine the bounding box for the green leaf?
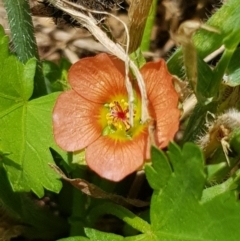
[167,49,183,78]
[84,143,240,240]
[0,92,63,196]
[125,234,158,241]
[193,0,240,58]
[226,48,240,87]
[43,58,71,92]
[181,102,216,142]
[210,47,237,96]
[57,237,90,241]
[223,29,240,51]
[85,228,124,241]
[0,56,35,111]
[148,143,240,240]
[150,143,206,231]
[0,166,68,240]
[0,54,64,196]
[0,165,22,220]
[202,170,240,203]
[230,127,240,149]
[196,56,214,98]
[168,0,240,77]
[145,146,172,190]
[129,48,146,68]
[0,25,10,63]
[206,162,227,183]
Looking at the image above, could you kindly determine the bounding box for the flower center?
[99,95,146,141]
[106,99,131,131]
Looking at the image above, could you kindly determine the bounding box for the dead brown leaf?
[49,164,149,207]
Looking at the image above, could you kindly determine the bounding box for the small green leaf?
[206,162,227,183]
[72,150,86,165]
[0,56,35,110]
[167,49,183,78]
[0,165,22,219]
[226,48,240,87]
[145,146,172,190]
[125,234,158,241]
[201,168,240,204]
[181,102,216,142]
[223,30,240,50]
[85,228,124,241]
[229,127,240,155]
[43,58,71,92]
[129,48,146,68]
[57,237,90,241]
[196,56,214,98]
[211,47,236,95]
[0,25,10,62]
[22,58,36,99]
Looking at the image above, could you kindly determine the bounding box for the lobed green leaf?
[0,31,66,196]
[83,143,240,241]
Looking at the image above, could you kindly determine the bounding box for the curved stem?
[87,202,151,234]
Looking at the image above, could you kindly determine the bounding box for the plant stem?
[126,0,153,53]
[3,0,47,97]
[140,0,158,52]
[211,49,234,96]
[88,203,151,234]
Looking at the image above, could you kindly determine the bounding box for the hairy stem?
[3,0,47,97]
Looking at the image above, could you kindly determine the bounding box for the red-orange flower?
[53,53,180,181]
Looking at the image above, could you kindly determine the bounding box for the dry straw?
[47,0,150,125]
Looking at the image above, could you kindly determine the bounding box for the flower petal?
[154,109,180,148]
[141,59,180,148]
[68,53,127,103]
[53,90,102,151]
[86,133,148,181]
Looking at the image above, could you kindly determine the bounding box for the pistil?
[106,100,131,131]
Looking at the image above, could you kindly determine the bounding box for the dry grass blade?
[126,0,153,53]
[47,0,150,124]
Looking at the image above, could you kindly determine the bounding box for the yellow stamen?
[109,102,115,108]
[105,99,133,132]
